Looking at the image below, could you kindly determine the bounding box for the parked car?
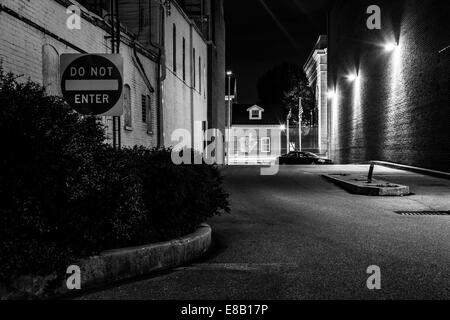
[278,152,333,165]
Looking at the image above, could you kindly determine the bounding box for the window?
[240,137,249,153]
[240,135,258,153]
[250,109,262,120]
[149,94,154,135]
[247,106,264,120]
[261,137,271,153]
[123,85,132,129]
[172,24,177,73]
[142,94,154,135]
[199,56,202,93]
[182,37,186,81]
[142,95,148,123]
[193,48,196,88]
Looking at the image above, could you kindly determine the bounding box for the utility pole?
[299,97,303,151]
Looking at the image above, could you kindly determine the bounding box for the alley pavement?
[77,165,450,300]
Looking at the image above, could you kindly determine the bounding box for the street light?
[226,70,233,165]
[327,90,336,99]
[383,43,398,52]
[347,74,358,82]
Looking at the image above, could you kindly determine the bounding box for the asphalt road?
[78,165,450,300]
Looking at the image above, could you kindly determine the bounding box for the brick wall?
[0,0,159,149]
[328,0,450,171]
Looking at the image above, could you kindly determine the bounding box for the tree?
[257,63,315,124]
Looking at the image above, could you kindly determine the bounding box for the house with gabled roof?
[228,104,288,164]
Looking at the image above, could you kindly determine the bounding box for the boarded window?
[142,94,153,135]
[142,95,148,123]
[147,93,153,135]
[123,84,132,129]
[42,44,60,96]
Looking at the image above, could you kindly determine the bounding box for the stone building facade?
[304,35,328,156]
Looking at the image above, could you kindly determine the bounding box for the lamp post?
[226,70,233,165]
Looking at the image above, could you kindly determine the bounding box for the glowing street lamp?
[383,43,398,52]
[226,70,234,165]
[347,74,358,82]
[327,90,336,99]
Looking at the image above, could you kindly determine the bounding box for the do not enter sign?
[60,54,123,116]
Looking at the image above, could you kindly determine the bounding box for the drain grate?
[395,211,450,216]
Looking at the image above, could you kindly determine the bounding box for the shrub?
[0,68,229,293]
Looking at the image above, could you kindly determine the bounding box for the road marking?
[174,263,299,272]
[65,79,119,91]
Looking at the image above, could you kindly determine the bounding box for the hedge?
[0,68,229,297]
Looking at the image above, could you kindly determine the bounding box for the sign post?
[60,54,123,116]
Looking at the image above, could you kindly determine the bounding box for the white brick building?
[163,1,208,152]
[0,0,221,153]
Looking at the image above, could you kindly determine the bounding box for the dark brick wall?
[328,0,450,171]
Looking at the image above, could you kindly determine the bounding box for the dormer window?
[247,105,264,120]
[251,110,260,119]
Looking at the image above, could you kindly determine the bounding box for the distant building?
[229,104,287,164]
[328,0,450,171]
[304,35,328,156]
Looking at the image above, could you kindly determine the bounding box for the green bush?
[0,69,229,291]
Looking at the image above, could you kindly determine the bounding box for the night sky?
[224,0,332,103]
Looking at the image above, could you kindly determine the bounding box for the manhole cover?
[395,211,450,216]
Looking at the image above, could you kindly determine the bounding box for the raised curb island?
[323,174,410,196]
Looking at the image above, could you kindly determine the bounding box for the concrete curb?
[370,161,450,180]
[67,223,212,293]
[323,174,410,196]
[1,224,212,299]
